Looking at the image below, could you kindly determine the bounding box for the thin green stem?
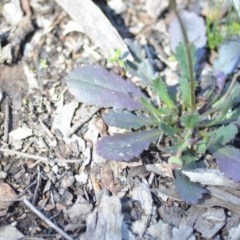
[222,70,240,100]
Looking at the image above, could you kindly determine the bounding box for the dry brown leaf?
[0,183,17,217]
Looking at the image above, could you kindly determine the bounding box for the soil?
[0,0,240,240]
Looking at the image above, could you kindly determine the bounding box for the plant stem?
[222,70,240,100]
[172,0,196,112]
[202,70,240,117]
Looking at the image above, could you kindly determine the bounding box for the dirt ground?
[0,0,240,239]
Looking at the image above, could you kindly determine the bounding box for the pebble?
[0,172,7,180]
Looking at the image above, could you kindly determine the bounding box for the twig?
[0,198,22,202]
[17,180,37,199]
[23,198,73,240]
[0,147,83,164]
[201,69,240,118]
[222,69,240,100]
[21,0,32,18]
[67,109,99,138]
[39,119,57,147]
[32,166,41,205]
[2,95,10,143]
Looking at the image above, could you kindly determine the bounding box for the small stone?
[52,165,59,174]
[0,172,7,180]
[108,0,126,14]
[146,0,169,18]
[61,175,75,189]
[75,172,88,185]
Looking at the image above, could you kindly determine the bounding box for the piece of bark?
[146,220,172,240]
[79,193,123,240]
[182,168,240,189]
[207,186,240,206]
[55,0,128,58]
[152,185,240,212]
[229,222,240,240]
[194,208,226,239]
[172,226,194,240]
[131,179,153,236]
[186,206,204,227]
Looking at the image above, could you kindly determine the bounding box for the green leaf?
[103,110,158,130]
[174,170,207,204]
[136,59,156,86]
[168,156,183,168]
[175,43,197,110]
[180,112,201,129]
[125,39,143,62]
[195,140,208,154]
[175,42,196,80]
[125,39,155,87]
[212,82,240,113]
[159,144,178,155]
[179,77,192,108]
[140,98,167,119]
[223,108,240,123]
[208,123,238,147]
[181,152,199,167]
[108,48,124,67]
[159,122,181,136]
[203,110,240,127]
[152,77,176,108]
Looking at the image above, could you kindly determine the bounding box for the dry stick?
[2,96,10,143]
[67,109,99,138]
[202,69,240,117]
[21,0,32,17]
[32,166,41,206]
[23,198,73,240]
[17,180,37,199]
[0,147,82,164]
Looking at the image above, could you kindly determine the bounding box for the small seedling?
[39,58,48,70]
[108,48,125,68]
[65,7,240,204]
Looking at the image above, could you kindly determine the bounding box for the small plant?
[39,58,48,70]
[65,8,240,204]
[206,0,240,50]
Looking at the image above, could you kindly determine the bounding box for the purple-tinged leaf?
[210,145,240,182]
[174,170,207,204]
[168,10,206,53]
[213,39,240,76]
[96,129,161,161]
[215,71,226,93]
[66,65,145,110]
[103,110,158,130]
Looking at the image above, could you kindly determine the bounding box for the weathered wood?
[80,194,123,240]
[55,0,128,57]
[182,168,240,189]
